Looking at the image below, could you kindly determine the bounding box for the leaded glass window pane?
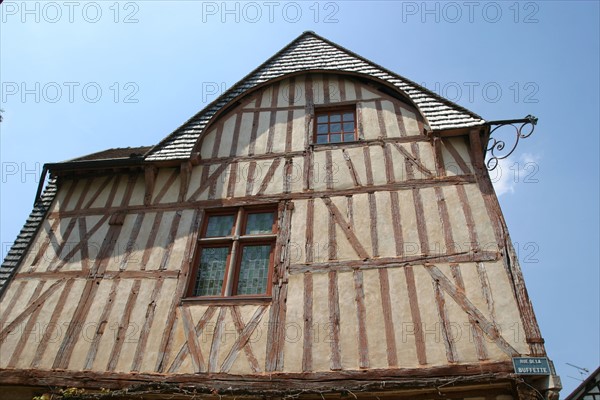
[205,215,235,237]
[245,212,275,235]
[236,245,271,295]
[316,135,328,144]
[317,124,328,134]
[343,122,355,132]
[194,247,228,296]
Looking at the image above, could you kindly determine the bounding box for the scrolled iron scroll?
[486,115,538,171]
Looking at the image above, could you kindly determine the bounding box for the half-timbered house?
[0,32,560,399]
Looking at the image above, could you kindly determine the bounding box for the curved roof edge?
[145,31,485,162]
[0,179,57,299]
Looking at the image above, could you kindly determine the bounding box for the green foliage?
[60,388,86,398]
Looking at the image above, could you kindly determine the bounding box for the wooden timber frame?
[0,65,560,399]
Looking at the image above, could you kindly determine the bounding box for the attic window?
[314,106,357,144]
[187,206,277,300]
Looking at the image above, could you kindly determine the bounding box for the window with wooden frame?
[314,106,357,144]
[187,206,277,299]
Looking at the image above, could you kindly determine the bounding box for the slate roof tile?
[0,179,57,297]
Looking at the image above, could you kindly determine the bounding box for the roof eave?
[46,157,146,175]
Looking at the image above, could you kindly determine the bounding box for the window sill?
[181,296,272,306]
[310,139,363,149]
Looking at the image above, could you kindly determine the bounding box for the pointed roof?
[145,31,484,161]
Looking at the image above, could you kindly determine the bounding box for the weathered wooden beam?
[328,270,342,371]
[130,277,164,372]
[59,178,79,212]
[14,269,179,281]
[302,272,313,373]
[363,146,374,185]
[47,217,78,268]
[118,213,145,271]
[432,278,458,363]
[0,279,65,344]
[256,157,281,196]
[290,250,500,274]
[52,279,100,369]
[378,268,398,367]
[30,279,75,368]
[159,211,182,270]
[84,279,119,370]
[101,174,121,208]
[353,269,370,369]
[435,186,456,254]
[106,279,142,371]
[325,150,334,190]
[457,184,480,252]
[178,161,192,202]
[424,263,520,357]
[265,83,280,154]
[167,306,216,374]
[433,136,446,177]
[0,281,27,329]
[7,280,47,367]
[155,209,203,373]
[49,175,478,219]
[30,218,61,266]
[451,264,488,361]
[248,105,261,157]
[266,202,292,372]
[383,143,396,184]
[404,265,427,365]
[412,188,429,255]
[221,306,267,373]
[73,177,93,210]
[444,137,471,175]
[391,142,434,179]
[504,236,547,356]
[375,99,388,138]
[179,305,206,373]
[368,192,379,257]
[322,197,369,260]
[144,166,158,206]
[285,78,296,153]
[229,111,243,157]
[0,361,516,393]
[245,161,257,196]
[341,149,362,187]
[186,163,229,201]
[208,307,227,373]
[152,169,178,205]
[211,123,223,160]
[140,211,164,270]
[83,176,113,209]
[226,161,238,198]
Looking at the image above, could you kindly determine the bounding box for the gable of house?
[0,32,558,400]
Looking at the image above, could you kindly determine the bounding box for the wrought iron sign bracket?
[485,115,538,171]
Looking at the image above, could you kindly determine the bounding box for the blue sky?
[1,0,598,393]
